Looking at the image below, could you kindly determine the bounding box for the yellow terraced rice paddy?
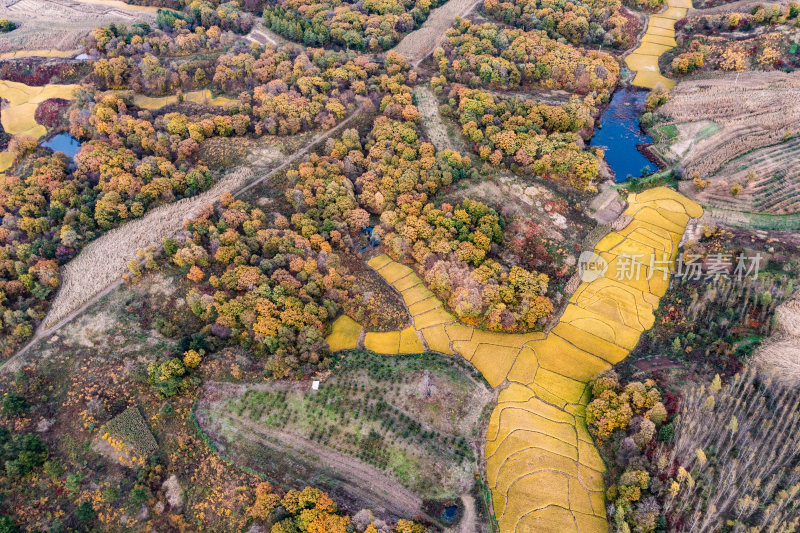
[0,80,81,174]
[325,187,702,532]
[625,0,692,89]
[0,81,234,174]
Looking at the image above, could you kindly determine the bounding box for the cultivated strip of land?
[625,0,692,89]
[327,187,703,532]
[391,0,483,66]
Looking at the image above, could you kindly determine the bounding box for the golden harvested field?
[0,49,76,60]
[0,151,14,172]
[326,188,703,533]
[0,79,80,135]
[625,0,690,89]
[132,90,237,110]
[0,79,80,174]
[0,0,157,56]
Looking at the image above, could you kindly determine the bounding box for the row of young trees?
[594,368,800,533]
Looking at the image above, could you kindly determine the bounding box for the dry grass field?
[755,293,800,385]
[391,0,482,65]
[0,0,157,56]
[651,71,800,213]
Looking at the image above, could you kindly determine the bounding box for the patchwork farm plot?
[196,351,492,516]
[626,0,692,89]
[327,187,704,532]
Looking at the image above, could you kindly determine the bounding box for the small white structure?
[311,380,320,391]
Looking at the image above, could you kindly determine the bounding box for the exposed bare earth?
[457,494,476,533]
[244,21,288,47]
[391,0,482,65]
[0,0,157,55]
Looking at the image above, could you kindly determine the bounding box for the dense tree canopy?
[435,19,620,99]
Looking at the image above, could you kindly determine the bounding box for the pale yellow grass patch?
[470,344,519,387]
[532,366,587,404]
[400,284,435,306]
[408,297,442,317]
[398,327,424,354]
[364,330,401,354]
[0,50,77,60]
[325,315,362,352]
[0,152,14,172]
[515,505,578,533]
[412,307,454,330]
[0,80,79,139]
[421,324,453,354]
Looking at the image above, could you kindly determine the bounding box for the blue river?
[590,87,655,183]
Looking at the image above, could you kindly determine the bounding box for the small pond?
[41,132,82,159]
[441,504,458,523]
[590,87,655,183]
